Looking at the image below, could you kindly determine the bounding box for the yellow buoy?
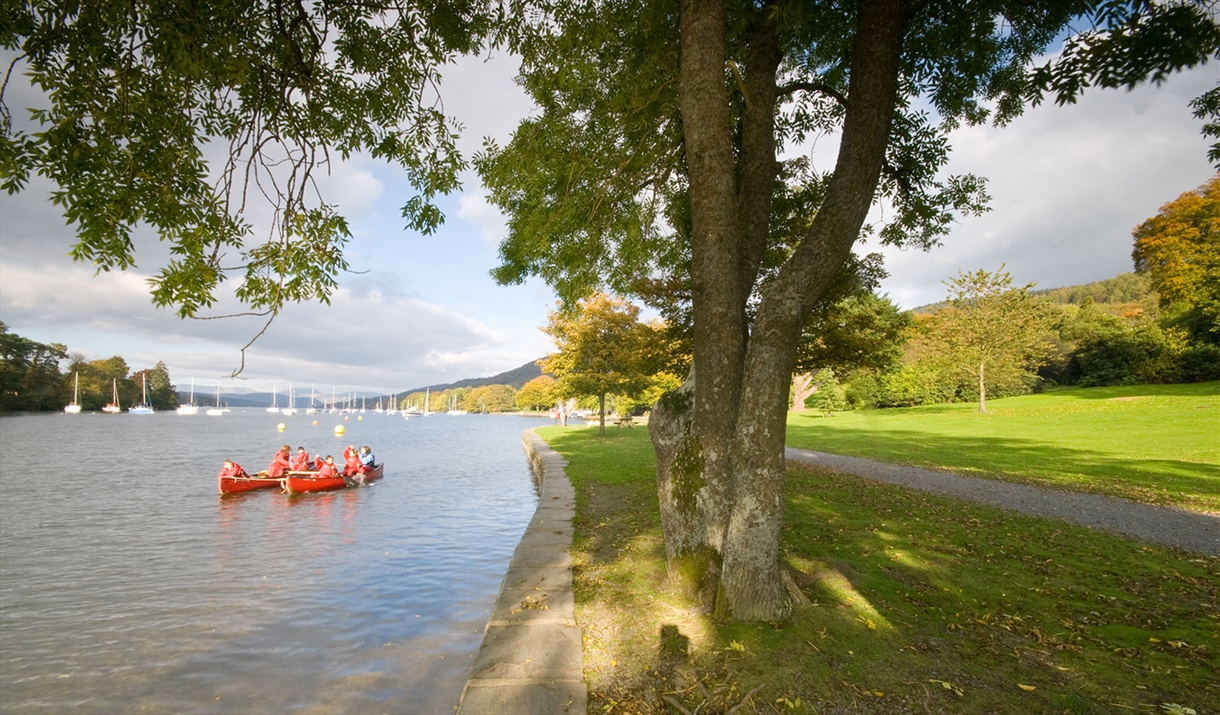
[312,420,318,426]
[334,425,345,435]
[277,423,286,431]
[357,415,362,421]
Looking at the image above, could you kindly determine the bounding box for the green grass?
[787,382,1220,513]
[538,427,1220,715]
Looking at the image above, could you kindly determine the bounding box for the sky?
[0,44,1216,397]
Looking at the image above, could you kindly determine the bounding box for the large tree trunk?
[674,0,744,559]
[657,0,911,621]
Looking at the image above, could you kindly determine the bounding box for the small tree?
[793,292,910,411]
[921,268,1055,412]
[516,375,558,412]
[542,293,663,435]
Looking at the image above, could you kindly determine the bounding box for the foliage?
[1036,271,1155,312]
[795,292,911,376]
[541,293,667,434]
[913,268,1056,411]
[131,361,177,409]
[1133,174,1220,345]
[540,426,1220,714]
[2,0,495,351]
[0,321,66,411]
[65,354,134,409]
[516,374,558,411]
[795,368,848,413]
[462,384,517,413]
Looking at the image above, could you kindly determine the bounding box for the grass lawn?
[787,382,1220,513]
[537,426,1219,715]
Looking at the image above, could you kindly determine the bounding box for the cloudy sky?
[0,45,1215,397]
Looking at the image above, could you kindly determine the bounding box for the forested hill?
[406,358,544,394]
[914,272,1154,314]
[1033,272,1152,306]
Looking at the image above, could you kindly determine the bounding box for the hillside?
[176,358,547,407]
[913,271,1156,315]
[403,358,544,394]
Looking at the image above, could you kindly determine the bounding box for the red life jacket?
[218,463,246,478]
[268,452,291,478]
[292,452,310,471]
[343,453,362,476]
[316,461,339,478]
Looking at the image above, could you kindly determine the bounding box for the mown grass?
[786,382,1220,513]
[538,426,1219,715]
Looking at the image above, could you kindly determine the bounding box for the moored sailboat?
[129,375,154,414]
[176,378,199,415]
[64,372,82,414]
[281,382,297,416]
[206,384,225,416]
[102,379,121,413]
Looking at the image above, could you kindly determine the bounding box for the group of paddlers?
[218,444,377,480]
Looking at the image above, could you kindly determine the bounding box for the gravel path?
[785,447,1220,556]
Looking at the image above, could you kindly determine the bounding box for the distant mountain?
[175,358,548,406]
[404,358,545,394]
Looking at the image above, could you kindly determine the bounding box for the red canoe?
[218,471,283,495]
[282,464,384,494]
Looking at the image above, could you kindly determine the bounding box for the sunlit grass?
[539,427,1220,715]
[787,381,1220,512]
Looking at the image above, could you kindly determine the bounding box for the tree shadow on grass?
[786,425,1220,511]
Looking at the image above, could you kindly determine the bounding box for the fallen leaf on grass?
[1018,684,1036,691]
[928,679,964,697]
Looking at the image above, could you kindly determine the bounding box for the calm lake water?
[0,410,552,714]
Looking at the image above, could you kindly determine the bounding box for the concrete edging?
[456,429,587,715]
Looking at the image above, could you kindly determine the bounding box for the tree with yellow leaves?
[541,294,668,435]
[1133,175,1220,344]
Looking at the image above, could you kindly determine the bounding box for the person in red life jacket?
[342,447,362,476]
[218,460,247,479]
[291,446,311,472]
[314,455,339,479]
[268,444,291,478]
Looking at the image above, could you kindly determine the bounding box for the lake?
[0,409,553,713]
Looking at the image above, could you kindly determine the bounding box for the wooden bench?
[615,415,634,428]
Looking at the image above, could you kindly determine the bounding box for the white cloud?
[864,64,1217,308]
[0,260,537,391]
[457,191,508,247]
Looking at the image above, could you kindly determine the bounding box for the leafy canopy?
[1,0,495,323]
[918,267,1056,411]
[479,0,1220,306]
[541,293,667,421]
[1132,174,1220,344]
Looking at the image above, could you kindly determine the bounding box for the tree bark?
[791,372,817,411]
[675,0,743,556]
[717,0,912,620]
[657,0,913,620]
